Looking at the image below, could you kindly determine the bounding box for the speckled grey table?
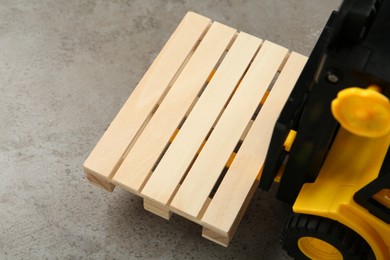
[1,0,340,259]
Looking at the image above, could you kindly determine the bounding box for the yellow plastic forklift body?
[293,127,390,259]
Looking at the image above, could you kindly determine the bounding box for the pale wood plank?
[113,22,237,192]
[83,12,211,179]
[201,52,308,235]
[170,41,289,218]
[167,199,207,225]
[141,32,262,205]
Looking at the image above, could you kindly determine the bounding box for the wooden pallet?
[84,11,307,246]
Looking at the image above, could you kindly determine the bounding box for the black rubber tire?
[280,214,371,259]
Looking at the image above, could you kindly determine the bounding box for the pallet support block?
[202,227,230,247]
[144,199,172,220]
[84,11,307,246]
[85,172,115,192]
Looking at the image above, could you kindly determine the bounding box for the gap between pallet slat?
[172,39,262,200]
[209,119,254,199]
[169,41,289,219]
[118,47,199,169]
[207,118,254,201]
[84,12,212,182]
[141,33,262,208]
[201,53,306,241]
[278,51,290,72]
[119,34,217,168]
[113,22,238,193]
[138,33,240,192]
[206,49,290,204]
[170,70,255,201]
[201,52,308,237]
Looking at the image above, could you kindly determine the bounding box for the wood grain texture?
[170,41,289,218]
[83,12,211,179]
[141,32,262,205]
[83,9,310,247]
[201,52,308,234]
[202,227,229,247]
[144,199,172,220]
[113,22,237,192]
[85,172,115,192]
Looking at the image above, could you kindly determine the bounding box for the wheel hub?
[298,236,343,259]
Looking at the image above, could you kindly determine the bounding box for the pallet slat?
[170,41,289,218]
[141,32,262,205]
[201,52,308,237]
[113,22,237,192]
[83,12,211,182]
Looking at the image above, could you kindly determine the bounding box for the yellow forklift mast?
[260,0,390,258]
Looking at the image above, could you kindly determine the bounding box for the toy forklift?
[261,0,390,258]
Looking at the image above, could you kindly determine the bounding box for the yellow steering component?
[331,86,390,138]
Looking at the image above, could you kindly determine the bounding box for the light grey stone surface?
[1,0,340,259]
